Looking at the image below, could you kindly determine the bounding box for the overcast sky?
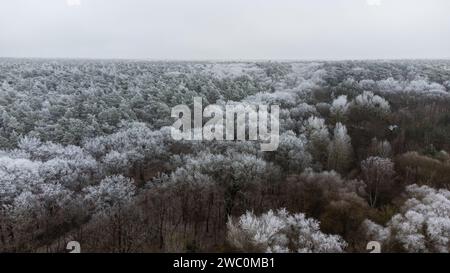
[0,0,449,60]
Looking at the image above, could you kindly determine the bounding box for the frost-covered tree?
[102,150,130,175]
[282,103,318,132]
[15,136,99,191]
[85,175,136,214]
[154,162,214,191]
[227,209,347,253]
[350,91,390,117]
[405,80,447,96]
[361,157,396,207]
[39,155,98,192]
[269,131,311,173]
[303,116,330,168]
[0,156,42,205]
[83,123,169,182]
[327,123,353,173]
[12,183,74,227]
[363,185,450,253]
[83,175,139,252]
[330,95,349,123]
[165,151,281,215]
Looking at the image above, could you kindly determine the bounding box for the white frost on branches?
[330,95,349,121]
[351,91,390,116]
[328,123,353,173]
[363,185,450,252]
[85,175,136,213]
[227,209,347,253]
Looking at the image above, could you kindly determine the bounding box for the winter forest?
[0,59,450,253]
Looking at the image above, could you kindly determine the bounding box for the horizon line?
[1,56,450,63]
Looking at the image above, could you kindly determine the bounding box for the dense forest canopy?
[0,59,449,252]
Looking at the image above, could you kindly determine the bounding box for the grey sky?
[0,0,449,60]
